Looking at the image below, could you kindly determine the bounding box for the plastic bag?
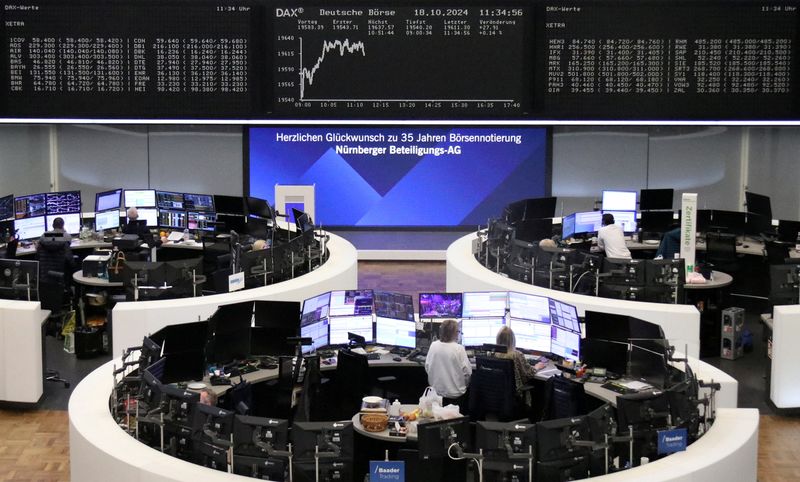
[61,310,76,337]
[419,386,442,418]
[432,404,461,421]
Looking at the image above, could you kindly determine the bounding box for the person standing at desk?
[597,213,631,259]
[424,318,472,407]
[495,326,547,407]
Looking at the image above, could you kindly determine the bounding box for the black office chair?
[540,374,585,421]
[468,356,520,421]
[764,240,791,265]
[295,355,326,422]
[36,235,72,388]
[273,356,299,420]
[704,232,739,273]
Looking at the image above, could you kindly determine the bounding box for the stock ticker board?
[0,0,798,120]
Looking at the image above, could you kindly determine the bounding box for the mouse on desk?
[736,241,743,246]
[393,356,402,362]
[742,244,750,248]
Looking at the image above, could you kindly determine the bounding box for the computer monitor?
[329,289,374,317]
[603,210,637,233]
[535,415,591,463]
[14,193,47,219]
[639,211,675,233]
[245,196,273,220]
[615,390,671,466]
[0,194,13,220]
[476,420,536,456]
[214,195,245,215]
[418,417,470,460]
[639,189,674,211]
[245,216,270,239]
[95,188,122,212]
[419,293,463,319]
[155,190,184,210]
[188,211,216,231]
[460,317,506,347]
[375,316,416,349]
[124,189,156,208]
[292,208,314,233]
[14,215,46,240]
[778,219,800,243]
[508,292,551,323]
[121,261,167,288]
[550,325,580,362]
[300,318,329,354]
[94,209,120,231]
[514,218,554,243]
[580,338,629,376]
[185,193,215,212]
[561,213,576,239]
[291,421,354,461]
[233,414,289,458]
[602,258,646,286]
[328,315,374,345]
[207,301,254,364]
[646,258,685,290]
[45,213,81,234]
[301,292,331,326]
[504,197,557,224]
[192,404,235,456]
[548,298,580,333]
[601,190,637,211]
[151,320,208,356]
[745,191,772,221]
[462,291,508,318]
[508,317,552,352]
[129,207,159,227]
[628,339,670,388]
[374,291,415,321]
[45,191,81,215]
[158,209,187,229]
[709,210,746,235]
[573,211,603,235]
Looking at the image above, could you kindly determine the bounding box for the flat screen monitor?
[95,188,122,212]
[628,339,670,388]
[778,219,800,243]
[514,218,554,243]
[580,338,628,376]
[0,194,13,220]
[14,193,46,219]
[603,210,637,233]
[207,301,254,364]
[419,292,463,319]
[233,415,290,457]
[417,417,470,460]
[46,213,81,234]
[95,209,120,231]
[374,291,415,321]
[214,195,244,215]
[505,197,557,224]
[561,213,576,239]
[45,191,81,215]
[293,208,314,232]
[124,189,156,208]
[548,299,580,333]
[155,190,184,210]
[639,189,674,211]
[601,190,637,212]
[745,191,772,221]
[300,318,329,354]
[328,314,374,345]
[188,211,216,231]
[508,292,551,323]
[462,291,507,318]
[329,289,374,317]
[252,300,301,356]
[151,320,208,355]
[508,317,551,352]
[460,317,506,347]
[291,421,354,461]
[301,292,331,326]
[475,420,536,456]
[639,211,675,233]
[254,300,301,328]
[709,210,746,235]
[550,325,580,362]
[375,316,416,349]
[573,211,603,235]
[129,207,158,227]
[245,196,273,220]
[583,311,632,341]
[184,193,215,212]
[158,209,187,229]
[14,215,46,240]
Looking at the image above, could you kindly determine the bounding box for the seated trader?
[495,326,547,407]
[122,207,162,248]
[425,319,472,407]
[655,226,681,260]
[597,213,631,259]
[39,216,72,243]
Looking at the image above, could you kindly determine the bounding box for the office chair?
[504,239,537,283]
[704,232,739,273]
[468,356,521,421]
[295,355,326,422]
[540,374,585,421]
[764,240,791,265]
[37,235,72,388]
[274,356,299,420]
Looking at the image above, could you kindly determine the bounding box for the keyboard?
[366,352,382,360]
[601,381,634,394]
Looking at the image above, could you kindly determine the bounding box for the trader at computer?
[596,213,631,259]
[424,318,472,408]
[39,216,72,243]
[123,207,162,248]
[495,326,547,408]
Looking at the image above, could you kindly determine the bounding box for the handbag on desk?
[108,250,125,283]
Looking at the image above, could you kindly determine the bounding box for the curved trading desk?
[70,353,754,482]
[447,234,703,359]
[111,233,358,354]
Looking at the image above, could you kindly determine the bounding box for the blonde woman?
[495,326,547,405]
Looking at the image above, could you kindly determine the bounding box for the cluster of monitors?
[0,191,83,241]
[560,189,674,239]
[140,353,353,481]
[300,290,582,362]
[95,188,218,232]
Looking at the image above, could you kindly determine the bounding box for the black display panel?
[535,0,800,120]
[1,0,262,119]
[271,4,530,118]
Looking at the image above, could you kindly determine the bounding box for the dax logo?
[276,7,303,17]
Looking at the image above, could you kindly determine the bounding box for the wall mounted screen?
[248,126,549,227]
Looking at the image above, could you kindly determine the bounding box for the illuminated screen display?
[14,193,46,219]
[95,189,122,212]
[0,194,13,220]
[14,215,46,240]
[551,326,581,362]
[188,211,216,231]
[156,191,184,210]
[603,210,637,233]
[248,126,549,226]
[329,289,374,317]
[509,317,551,352]
[124,190,156,208]
[549,299,580,333]
[375,316,416,349]
[419,293,463,319]
[462,291,507,318]
[158,210,187,229]
[461,317,506,347]
[129,208,158,227]
[301,292,330,326]
[301,318,329,354]
[374,291,414,321]
[573,211,603,235]
[95,210,120,231]
[329,315,374,345]
[46,191,81,214]
[46,213,81,234]
[508,292,551,323]
[184,193,215,212]
[602,191,637,211]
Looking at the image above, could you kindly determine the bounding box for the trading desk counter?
[70,353,751,482]
[447,234,702,359]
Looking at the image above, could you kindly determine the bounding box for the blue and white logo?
[657,428,688,454]
[369,461,405,482]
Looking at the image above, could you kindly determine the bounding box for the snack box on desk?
[82,253,112,277]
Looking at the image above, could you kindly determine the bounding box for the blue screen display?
[248,126,549,227]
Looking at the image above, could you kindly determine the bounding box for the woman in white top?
[424,318,472,406]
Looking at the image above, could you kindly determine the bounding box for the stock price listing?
[272,5,530,118]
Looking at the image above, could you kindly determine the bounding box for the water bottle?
[183,228,190,242]
[390,399,401,417]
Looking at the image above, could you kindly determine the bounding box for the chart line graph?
[299,37,366,100]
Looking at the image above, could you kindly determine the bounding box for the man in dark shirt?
[122,207,162,248]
